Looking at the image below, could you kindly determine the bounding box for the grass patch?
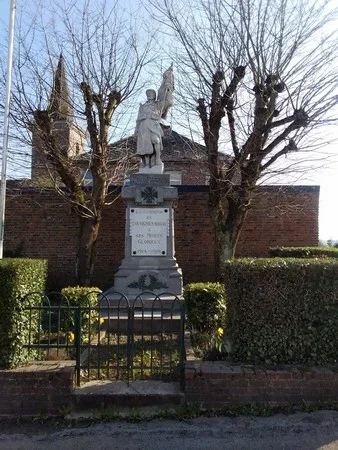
[28,329,182,382]
[80,332,181,382]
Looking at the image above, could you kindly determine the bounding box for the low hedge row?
[61,286,101,307]
[184,282,226,334]
[60,286,101,338]
[0,258,47,369]
[223,258,338,366]
[269,246,338,258]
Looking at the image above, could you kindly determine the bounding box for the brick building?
[3,55,319,289]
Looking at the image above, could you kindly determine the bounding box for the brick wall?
[0,362,75,416]
[4,185,319,289]
[3,360,336,416]
[185,361,338,408]
[236,186,319,256]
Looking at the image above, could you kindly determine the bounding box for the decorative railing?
[22,291,185,387]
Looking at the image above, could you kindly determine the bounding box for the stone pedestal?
[105,173,183,299]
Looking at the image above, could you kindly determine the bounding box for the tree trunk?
[76,217,101,286]
[212,195,249,280]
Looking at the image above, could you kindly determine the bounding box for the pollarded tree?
[5,0,153,285]
[151,0,338,277]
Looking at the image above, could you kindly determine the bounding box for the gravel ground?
[0,410,338,450]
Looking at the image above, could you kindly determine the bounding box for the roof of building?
[107,125,208,163]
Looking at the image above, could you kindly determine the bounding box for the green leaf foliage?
[223,258,338,365]
[184,282,226,333]
[60,286,102,338]
[269,246,338,258]
[0,258,47,369]
[61,286,101,307]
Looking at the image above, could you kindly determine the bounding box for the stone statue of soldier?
[134,64,174,171]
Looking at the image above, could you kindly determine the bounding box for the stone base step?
[71,380,184,416]
[100,311,182,333]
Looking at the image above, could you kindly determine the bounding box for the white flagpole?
[0,0,16,258]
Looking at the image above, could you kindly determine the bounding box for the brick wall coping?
[7,183,319,195]
[185,360,338,378]
[0,360,75,375]
[177,185,319,194]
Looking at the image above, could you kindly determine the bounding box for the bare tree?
[150,0,338,277]
[5,0,153,285]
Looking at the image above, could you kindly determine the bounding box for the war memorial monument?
[105,65,183,300]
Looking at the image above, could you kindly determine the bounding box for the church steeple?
[48,54,73,121]
[31,54,85,180]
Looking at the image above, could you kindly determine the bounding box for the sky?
[0,0,338,242]
[312,162,338,241]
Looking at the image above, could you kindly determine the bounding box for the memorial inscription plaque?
[130,208,169,256]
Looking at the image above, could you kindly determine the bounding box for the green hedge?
[61,286,102,342]
[0,258,47,369]
[61,286,101,307]
[184,282,226,333]
[269,246,338,258]
[223,258,338,366]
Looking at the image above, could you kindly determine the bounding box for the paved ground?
[0,410,338,449]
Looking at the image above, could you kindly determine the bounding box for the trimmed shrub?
[61,286,102,343]
[61,286,101,307]
[269,246,338,258]
[223,258,338,365]
[184,282,226,333]
[0,258,47,369]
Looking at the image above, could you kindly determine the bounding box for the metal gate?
[23,291,185,387]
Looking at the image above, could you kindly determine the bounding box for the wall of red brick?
[236,186,319,256]
[0,362,74,416]
[2,360,336,416]
[4,185,318,289]
[185,361,338,408]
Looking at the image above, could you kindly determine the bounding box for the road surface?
[0,410,338,449]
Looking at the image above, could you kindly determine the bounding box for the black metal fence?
[22,292,185,387]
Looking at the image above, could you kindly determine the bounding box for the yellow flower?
[68,332,75,342]
[217,327,224,336]
[99,318,105,325]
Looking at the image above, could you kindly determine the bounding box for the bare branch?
[2,0,154,284]
[150,0,338,270]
